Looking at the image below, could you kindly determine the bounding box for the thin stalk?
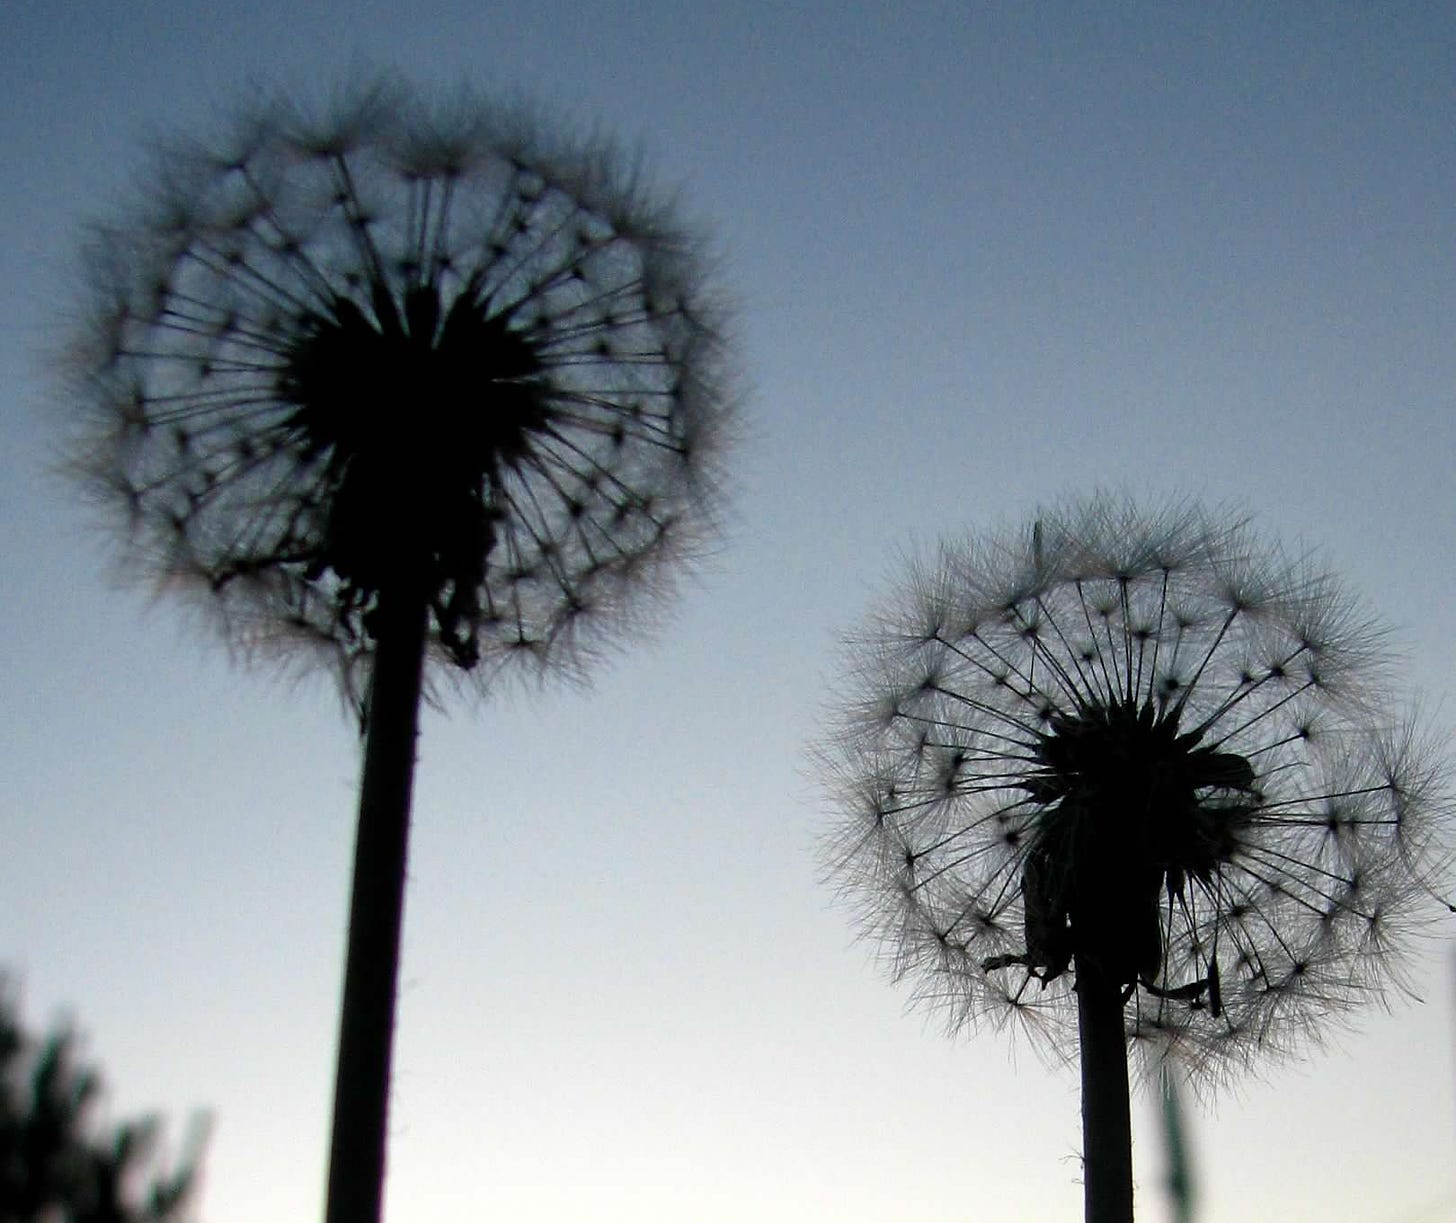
[324,576,431,1223]
[1076,955,1135,1223]
[1160,1066,1195,1223]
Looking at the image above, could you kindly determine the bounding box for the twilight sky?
[2,4,1453,1221]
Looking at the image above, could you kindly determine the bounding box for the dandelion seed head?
[819,493,1452,1081]
[63,78,737,698]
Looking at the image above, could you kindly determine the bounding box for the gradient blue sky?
[3,4,1454,1221]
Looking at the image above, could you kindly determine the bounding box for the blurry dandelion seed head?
[65,79,736,697]
[820,494,1452,1081]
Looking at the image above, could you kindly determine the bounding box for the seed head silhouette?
[820,494,1450,1222]
[64,79,735,1223]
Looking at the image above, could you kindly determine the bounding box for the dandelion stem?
[324,574,430,1223]
[1076,955,1134,1223]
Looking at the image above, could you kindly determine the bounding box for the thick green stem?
[1076,955,1135,1223]
[324,581,430,1223]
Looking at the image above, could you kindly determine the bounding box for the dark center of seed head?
[1024,700,1258,982]
[277,282,550,591]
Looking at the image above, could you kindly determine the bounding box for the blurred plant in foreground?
[62,79,734,1223]
[819,495,1451,1222]
[1,980,208,1222]
[1159,1065,1195,1223]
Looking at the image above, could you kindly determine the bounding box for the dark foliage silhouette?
[820,494,1450,1222]
[1,982,207,1223]
[63,79,734,1223]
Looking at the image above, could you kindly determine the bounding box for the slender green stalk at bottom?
[1160,1066,1195,1223]
[324,580,431,1223]
[1076,957,1135,1223]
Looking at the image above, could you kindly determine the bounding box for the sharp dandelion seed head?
[61,77,738,696]
[819,492,1453,1082]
